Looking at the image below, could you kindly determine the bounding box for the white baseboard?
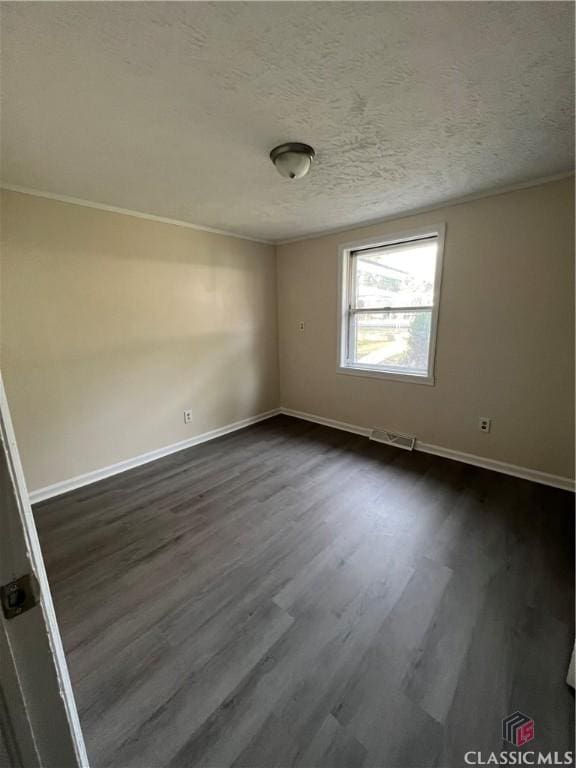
[281,408,372,438]
[29,405,575,502]
[29,409,281,504]
[280,407,575,492]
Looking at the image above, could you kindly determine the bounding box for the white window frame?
[337,222,445,386]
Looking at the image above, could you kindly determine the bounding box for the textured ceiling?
[1,2,574,242]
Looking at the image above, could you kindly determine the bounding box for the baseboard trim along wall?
[29,404,575,504]
[280,407,576,492]
[29,409,281,504]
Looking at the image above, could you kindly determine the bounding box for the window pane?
[351,311,432,375]
[353,239,437,309]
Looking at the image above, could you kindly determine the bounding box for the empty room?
[0,2,574,767]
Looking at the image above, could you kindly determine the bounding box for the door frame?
[0,371,89,767]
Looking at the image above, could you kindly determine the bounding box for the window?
[338,224,445,384]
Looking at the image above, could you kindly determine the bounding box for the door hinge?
[1,573,39,620]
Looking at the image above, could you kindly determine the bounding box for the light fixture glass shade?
[274,151,312,179]
[270,143,315,180]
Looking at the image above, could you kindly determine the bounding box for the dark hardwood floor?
[34,415,575,768]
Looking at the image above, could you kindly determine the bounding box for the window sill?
[336,364,435,386]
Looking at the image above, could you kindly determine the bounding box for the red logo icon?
[502,712,535,747]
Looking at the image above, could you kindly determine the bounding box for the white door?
[0,372,88,768]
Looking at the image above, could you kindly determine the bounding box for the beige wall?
[277,177,575,480]
[2,178,574,491]
[0,190,279,491]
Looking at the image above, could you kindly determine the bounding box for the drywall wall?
[277,176,575,480]
[0,190,279,491]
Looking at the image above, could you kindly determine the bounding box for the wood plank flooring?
[34,415,575,768]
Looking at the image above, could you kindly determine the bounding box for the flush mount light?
[270,142,315,180]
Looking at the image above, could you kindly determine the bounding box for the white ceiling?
[1,2,573,242]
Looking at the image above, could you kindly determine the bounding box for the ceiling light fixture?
[270,142,315,180]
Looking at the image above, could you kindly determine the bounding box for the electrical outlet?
[298,321,305,332]
[479,417,491,433]
[183,410,193,425]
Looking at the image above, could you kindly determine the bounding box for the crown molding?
[276,171,575,246]
[2,171,573,247]
[0,183,275,246]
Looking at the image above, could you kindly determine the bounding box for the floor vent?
[370,429,415,451]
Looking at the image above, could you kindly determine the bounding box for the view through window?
[341,231,442,381]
